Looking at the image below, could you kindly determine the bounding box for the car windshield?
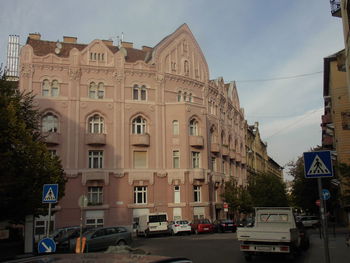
[176,220,189,225]
[201,219,210,224]
[149,215,167,222]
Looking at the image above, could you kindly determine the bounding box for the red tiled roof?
[26,38,149,63]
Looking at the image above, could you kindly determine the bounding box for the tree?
[247,172,289,207]
[0,72,66,223]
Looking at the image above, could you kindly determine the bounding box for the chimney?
[121,41,133,48]
[28,33,41,40]
[142,46,152,52]
[63,36,77,44]
[102,39,113,46]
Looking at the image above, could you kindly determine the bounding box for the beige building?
[18,24,247,229]
[246,122,283,179]
[322,51,350,223]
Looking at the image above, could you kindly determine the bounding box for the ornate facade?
[19,24,247,229]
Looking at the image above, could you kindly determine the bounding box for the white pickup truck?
[237,207,309,261]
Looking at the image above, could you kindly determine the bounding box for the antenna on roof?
[121,32,124,43]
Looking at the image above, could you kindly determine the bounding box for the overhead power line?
[236,71,323,83]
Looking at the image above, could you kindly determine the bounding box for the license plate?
[204,228,209,230]
[256,246,272,252]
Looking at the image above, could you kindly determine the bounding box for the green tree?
[247,173,289,207]
[0,72,66,223]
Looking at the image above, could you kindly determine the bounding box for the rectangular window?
[97,90,104,99]
[173,150,180,168]
[193,185,201,202]
[341,111,350,130]
[211,157,216,172]
[191,152,200,168]
[133,151,147,168]
[133,88,139,100]
[88,186,103,205]
[174,185,180,203]
[86,218,104,228]
[88,150,103,169]
[141,89,147,100]
[222,160,225,174]
[134,186,147,204]
[173,120,179,135]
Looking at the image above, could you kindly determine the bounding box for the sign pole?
[46,203,52,238]
[318,178,330,263]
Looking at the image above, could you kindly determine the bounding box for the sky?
[0,0,345,180]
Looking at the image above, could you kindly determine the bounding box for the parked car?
[190,219,213,234]
[296,215,320,228]
[50,226,80,242]
[168,220,192,235]
[69,226,132,252]
[213,219,237,233]
[136,213,169,237]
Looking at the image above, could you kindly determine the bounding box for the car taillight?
[280,246,289,252]
[241,245,250,250]
[175,224,180,227]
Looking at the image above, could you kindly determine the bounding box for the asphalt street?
[133,231,350,263]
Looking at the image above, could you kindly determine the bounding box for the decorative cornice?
[164,73,204,89]
[69,67,82,81]
[20,64,35,78]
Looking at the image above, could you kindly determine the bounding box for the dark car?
[69,226,132,252]
[213,219,237,233]
[190,219,213,234]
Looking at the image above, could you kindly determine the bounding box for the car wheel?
[117,240,127,246]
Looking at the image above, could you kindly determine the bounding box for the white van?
[136,213,168,237]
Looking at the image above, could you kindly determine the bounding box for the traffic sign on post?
[303,151,333,178]
[322,189,331,200]
[38,237,56,253]
[42,184,58,203]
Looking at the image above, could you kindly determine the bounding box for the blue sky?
[0,0,345,179]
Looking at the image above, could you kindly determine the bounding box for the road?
[133,231,350,263]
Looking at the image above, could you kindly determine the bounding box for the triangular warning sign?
[44,187,56,201]
[307,155,330,175]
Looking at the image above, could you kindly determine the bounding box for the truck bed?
[237,226,297,243]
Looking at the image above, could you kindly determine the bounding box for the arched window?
[221,131,226,145]
[42,113,58,133]
[89,82,104,99]
[173,120,179,135]
[183,92,187,102]
[189,119,198,136]
[42,79,60,97]
[189,93,193,102]
[132,116,147,134]
[210,127,217,143]
[177,91,182,102]
[88,114,104,134]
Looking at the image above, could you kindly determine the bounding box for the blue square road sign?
[42,184,58,203]
[303,151,333,178]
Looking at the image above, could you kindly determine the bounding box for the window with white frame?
[42,113,59,133]
[133,151,147,168]
[134,186,147,204]
[133,85,147,101]
[173,120,179,135]
[193,185,201,202]
[88,114,104,134]
[42,79,60,97]
[174,185,180,203]
[86,218,104,228]
[88,150,103,168]
[173,150,180,168]
[88,186,103,205]
[89,82,105,99]
[191,151,200,168]
[189,119,198,136]
[132,116,147,134]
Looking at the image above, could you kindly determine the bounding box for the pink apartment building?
[18,24,247,230]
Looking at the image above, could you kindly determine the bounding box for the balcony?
[236,153,242,163]
[189,135,204,148]
[222,145,229,156]
[85,133,106,145]
[330,0,341,17]
[322,134,333,147]
[131,133,150,146]
[322,114,332,124]
[211,142,220,153]
[229,149,236,160]
[43,132,60,145]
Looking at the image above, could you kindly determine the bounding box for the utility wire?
[236,71,323,83]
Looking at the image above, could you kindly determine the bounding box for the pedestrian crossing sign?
[303,151,333,178]
[42,184,58,203]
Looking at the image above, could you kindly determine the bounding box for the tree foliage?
[0,72,66,223]
[247,173,289,207]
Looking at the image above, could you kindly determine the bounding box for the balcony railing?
[222,145,229,156]
[85,133,106,145]
[330,0,341,17]
[211,142,220,153]
[131,133,150,146]
[189,135,204,148]
[43,132,60,145]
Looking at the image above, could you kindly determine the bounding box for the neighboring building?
[246,122,283,179]
[18,24,247,230]
[322,51,350,224]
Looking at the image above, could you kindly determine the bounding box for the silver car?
[70,226,132,252]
